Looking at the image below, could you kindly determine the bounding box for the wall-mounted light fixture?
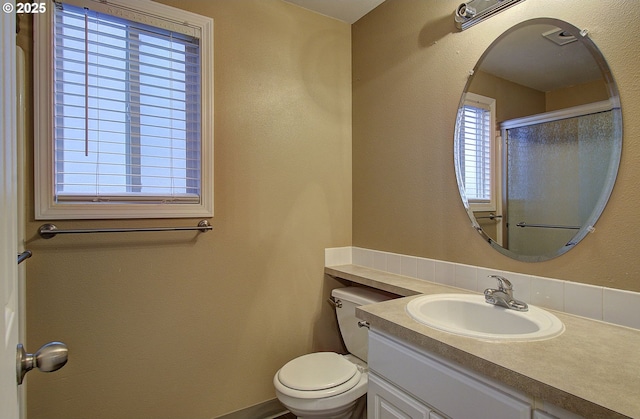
[454,0,526,31]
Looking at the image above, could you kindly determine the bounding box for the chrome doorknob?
[17,342,68,385]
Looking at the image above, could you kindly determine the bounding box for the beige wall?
[353,0,640,292]
[469,70,545,123]
[546,79,610,111]
[22,1,351,418]
[470,72,609,121]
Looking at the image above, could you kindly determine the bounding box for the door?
[1,2,20,417]
[368,373,433,419]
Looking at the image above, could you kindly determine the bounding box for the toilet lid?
[278,352,358,391]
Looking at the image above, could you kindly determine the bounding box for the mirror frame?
[454,18,622,262]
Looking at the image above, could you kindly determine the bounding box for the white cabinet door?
[368,373,433,419]
[533,406,585,419]
[534,410,558,419]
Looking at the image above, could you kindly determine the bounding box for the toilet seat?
[275,352,362,399]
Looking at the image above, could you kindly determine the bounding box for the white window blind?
[53,2,201,204]
[458,102,492,203]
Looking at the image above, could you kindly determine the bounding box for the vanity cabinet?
[369,372,446,419]
[367,331,581,419]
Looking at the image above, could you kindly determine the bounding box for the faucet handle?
[489,275,512,292]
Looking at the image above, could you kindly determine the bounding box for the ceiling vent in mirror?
[454,0,526,31]
[542,28,578,46]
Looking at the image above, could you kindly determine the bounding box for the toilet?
[274,286,394,419]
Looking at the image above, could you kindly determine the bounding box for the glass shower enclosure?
[502,106,615,256]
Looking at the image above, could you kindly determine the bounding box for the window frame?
[34,0,214,219]
[458,92,498,212]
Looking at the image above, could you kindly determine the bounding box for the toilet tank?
[331,287,395,362]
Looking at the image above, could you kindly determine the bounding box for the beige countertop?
[325,264,640,419]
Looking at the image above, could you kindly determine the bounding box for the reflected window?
[458,93,496,211]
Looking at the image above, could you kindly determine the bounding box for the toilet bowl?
[274,353,367,419]
[273,287,395,419]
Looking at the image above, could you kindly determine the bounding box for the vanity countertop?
[325,264,640,419]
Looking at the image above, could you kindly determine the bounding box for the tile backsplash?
[325,247,640,331]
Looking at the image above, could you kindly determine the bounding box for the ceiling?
[283,0,385,24]
[479,22,602,92]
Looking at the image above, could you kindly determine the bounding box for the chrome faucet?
[484,275,528,312]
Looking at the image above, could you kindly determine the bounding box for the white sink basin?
[406,294,564,342]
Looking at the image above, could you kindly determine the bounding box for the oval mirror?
[454,18,622,262]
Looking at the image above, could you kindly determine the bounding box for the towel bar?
[38,220,212,239]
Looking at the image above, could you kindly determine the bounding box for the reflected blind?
[53,3,201,203]
[459,103,491,202]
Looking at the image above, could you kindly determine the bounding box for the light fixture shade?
[454,0,526,31]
